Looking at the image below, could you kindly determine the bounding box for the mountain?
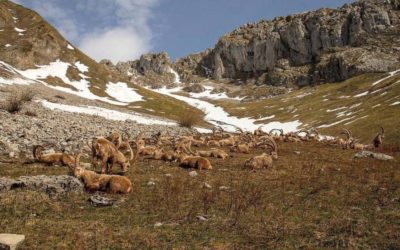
[176,0,400,87]
[1,0,400,143]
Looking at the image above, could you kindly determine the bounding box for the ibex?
[107,130,134,157]
[89,137,132,174]
[73,154,132,194]
[33,145,75,168]
[244,137,278,170]
[178,152,213,170]
[196,149,229,159]
[372,126,385,149]
[230,143,250,154]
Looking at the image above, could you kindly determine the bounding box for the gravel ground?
[0,84,191,158]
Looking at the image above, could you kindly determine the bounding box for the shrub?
[54,94,65,100]
[178,108,201,128]
[24,110,37,117]
[0,88,35,113]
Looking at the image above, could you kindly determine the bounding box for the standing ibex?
[89,137,132,174]
[372,126,385,149]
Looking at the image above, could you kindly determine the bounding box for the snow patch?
[39,100,175,126]
[5,44,11,47]
[67,44,74,50]
[105,82,143,103]
[152,86,301,133]
[189,86,244,101]
[372,69,400,86]
[344,115,369,125]
[167,67,181,84]
[318,117,355,128]
[327,106,347,112]
[372,104,381,109]
[354,91,368,97]
[390,101,400,106]
[14,27,25,32]
[16,60,127,106]
[74,61,89,73]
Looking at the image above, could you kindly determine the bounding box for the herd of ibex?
[32,125,385,194]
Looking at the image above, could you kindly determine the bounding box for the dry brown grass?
[0,88,35,113]
[0,141,398,249]
[178,107,202,128]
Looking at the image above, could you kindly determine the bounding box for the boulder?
[354,151,394,161]
[0,234,25,250]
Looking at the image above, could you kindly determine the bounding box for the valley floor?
[0,141,399,249]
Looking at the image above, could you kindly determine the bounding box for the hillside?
[0,0,206,126]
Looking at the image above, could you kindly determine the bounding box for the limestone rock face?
[178,0,400,86]
[105,52,171,77]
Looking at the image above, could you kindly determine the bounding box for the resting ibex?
[372,126,385,148]
[175,137,195,154]
[151,148,178,162]
[178,152,213,170]
[196,149,229,159]
[244,137,278,170]
[33,145,75,168]
[73,154,132,194]
[230,143,250,154]
[219,134,236,146]
[89,137,132,174]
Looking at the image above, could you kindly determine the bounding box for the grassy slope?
[212,73,400,144]
[0,142,399,249]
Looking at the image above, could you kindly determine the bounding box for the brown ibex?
[73,154,132,194]
[33,145,75,169]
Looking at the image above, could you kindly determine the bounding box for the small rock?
[219,186,230,191]
[165,173,172,178]
[154,222,163,227]
[196,215,209,222]
[294,151,301,155]
[147,181,156,186]
[203,183,212,189]
[189,171,198,177]
[0,233,25,250]
[89,194,115,207]
[8,152,15,158]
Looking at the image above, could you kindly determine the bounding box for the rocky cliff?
[179,0,400,86]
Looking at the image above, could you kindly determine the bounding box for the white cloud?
[80,27,151,62]
[76,0,160,63]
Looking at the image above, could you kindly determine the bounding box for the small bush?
[24,110,37,117]
[0,88,35,113]
[54,94,65,100]
[1,95,23,113]
[178,108,201,128]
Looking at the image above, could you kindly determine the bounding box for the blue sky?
[13,0,354,63]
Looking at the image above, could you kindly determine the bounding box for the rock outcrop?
[178,0,400,86]
[0,175,83,195]
[102,52,177,87]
